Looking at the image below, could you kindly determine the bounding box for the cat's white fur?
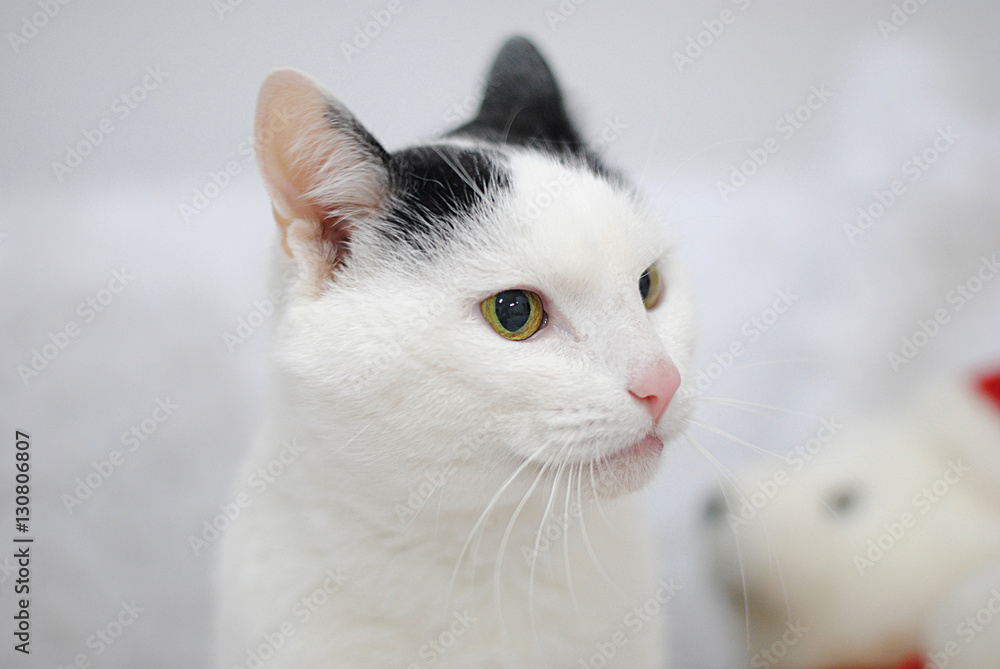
[215,60,695,668]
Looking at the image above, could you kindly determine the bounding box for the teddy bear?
[702,369,1000,669]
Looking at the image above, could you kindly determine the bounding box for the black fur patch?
[449,37,621,183]
[450,37,581,154]
[323,102,391,164]
[381,145,510,249]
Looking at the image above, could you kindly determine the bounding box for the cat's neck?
[218,393,665,667]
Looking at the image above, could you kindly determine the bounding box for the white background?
[1,0,999,667]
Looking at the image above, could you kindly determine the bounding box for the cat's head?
[255,37,695,505]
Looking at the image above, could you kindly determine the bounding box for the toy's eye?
[827,487,862,517]
[481,290,545,340]
[703,493,727,523]
[639,264,662,310]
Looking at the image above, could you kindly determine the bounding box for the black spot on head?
[381,145,510,250]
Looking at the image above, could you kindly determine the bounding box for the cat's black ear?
[454,36,584,154]
[256,69,390,272]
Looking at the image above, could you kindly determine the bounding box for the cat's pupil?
[638,270,651,300]
[494,290,532,332]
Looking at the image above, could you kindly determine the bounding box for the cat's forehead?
[374,142,663,292]
[485,150,664,297]
[507,151,658,264]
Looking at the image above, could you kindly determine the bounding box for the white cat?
[214,37,696,668]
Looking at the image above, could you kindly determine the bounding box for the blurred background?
[1,1,998,667]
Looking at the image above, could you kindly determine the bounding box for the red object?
[977,368,1000,412]
[895,654,926,669]
[832,653,925,669]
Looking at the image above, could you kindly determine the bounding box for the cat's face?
[256,38,695,506]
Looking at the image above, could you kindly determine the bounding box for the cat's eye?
[481,290,545,340]
[639,264,662,310]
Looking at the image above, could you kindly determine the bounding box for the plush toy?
[702,369,1000,669]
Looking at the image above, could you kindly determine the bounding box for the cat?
[214,36,696,668]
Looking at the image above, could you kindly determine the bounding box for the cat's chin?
[592,433,664,496]
[543,432,666,500]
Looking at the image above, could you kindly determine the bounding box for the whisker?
[529,446,570,651]
[691,431,756,652]
[733,523,752,650]
[430,145,486,200]
[494,451,553,636]
[577,457,624,594]
[683,433,750,511]
[563,463,581,618]
[687,417,783,460]
[695,396,821,420]
[763,520,794,624]
[322,422,372,460]
[588,455,612,528]
[634,137,764,221]
[444,444,547,617]
[722,357,827,373]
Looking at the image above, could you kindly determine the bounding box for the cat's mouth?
[581,432,665,497]
[600,433,664,467]
[516,431,666,497]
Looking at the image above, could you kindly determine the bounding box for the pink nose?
[629,360,681,426]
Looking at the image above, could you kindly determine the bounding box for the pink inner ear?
[976,368,1000,412]
[255,68,388,267]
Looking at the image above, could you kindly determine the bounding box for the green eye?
[481,290,545,340]
[639,264,662,309]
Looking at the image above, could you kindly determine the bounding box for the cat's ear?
[255,68,390,273]
[457,36,584,152]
